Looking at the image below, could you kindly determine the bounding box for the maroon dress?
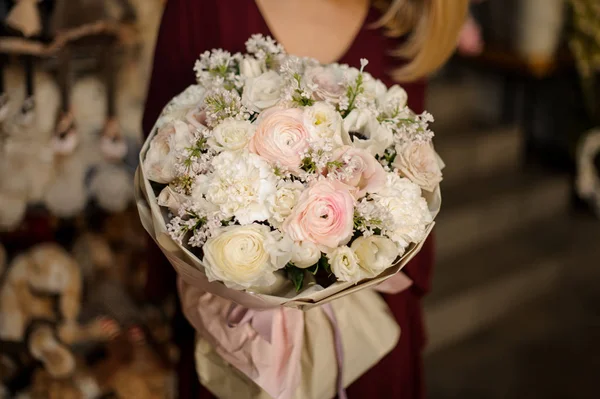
[142,1,434,398]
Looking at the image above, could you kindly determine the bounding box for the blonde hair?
[374,0,470,82]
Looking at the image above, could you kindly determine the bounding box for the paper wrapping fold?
[191,288,400,399]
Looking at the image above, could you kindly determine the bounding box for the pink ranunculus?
[282,179,355,250]
[330,146,387,198]
[249,108,310,172]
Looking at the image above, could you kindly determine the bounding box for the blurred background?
[0,0,599,398]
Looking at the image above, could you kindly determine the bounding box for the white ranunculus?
[343,109,393,157]
[242,71,284,112]
[209,119,255,152]
[267,181,305,227]
[378,85,408,111]
[328,245,363,284]
[351,235,398,278]
[303,102,349,147]
[200,151,277,225]
[290,241,321,269]
[373,174,432,250]
[240,57,264,79]
[202,224,292,289]
[144,121,193,183]
[393,141,444,192]
[157,185,190,214]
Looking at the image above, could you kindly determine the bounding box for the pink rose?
[186,105,208,130]
[249,108,310,172]
[304,66,346,103]
[330,146,386,198]
[283,179,355,250]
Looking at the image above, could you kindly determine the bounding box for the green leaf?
[318,256,331,275]
[286,264,305,292]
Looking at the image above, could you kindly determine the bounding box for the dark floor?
[426,216,600,399]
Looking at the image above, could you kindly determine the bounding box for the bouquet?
[136,34,443,399]
[139,34,442,300]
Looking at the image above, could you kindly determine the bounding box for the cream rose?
[282,179,355,251]
[157,186,190,214]
[303,102,349,147]
[343,109,393,157]
[202,224,292,289]
[144,121,192,184]
[393,141,444,192]
[267,181,305,227]
[242,71,284,112]
[249,108,310,172]
[290,241,321,269]
[209,120,255,152]
[330,146,386,198]
[239,57,263,79]
[351,236,398,278]
[328,246,363,284]
[304,65,346,103]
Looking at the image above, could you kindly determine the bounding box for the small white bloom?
[199,151,277,224]
[144,121,193,183]
[242,71,284,113]
[267,181,305,227]
[303,102,349,147]
[328,246,363,284]
[240,57,264,79]
[209,119,255,152]
[393,141,444,192]
[202,224,292,289]
[372,174,432,250]
[343,109,393,157]
[290,241,321,269]
[351,235,399,278]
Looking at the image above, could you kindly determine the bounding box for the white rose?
[157,185,190,214]
[267,181,305,227]
[351,236,398,278]
[200,151,277,225]
[290,241,321,269]
[393,141,444,192]
[363,74,387,101]
[203,224,292,289]
[240,57,264,79]
[303,102,349,147]
[373,174,432,250]
[343,109,393,157]
[209,120,255,152]
[328,245,363,284]
[304,65,347,103]
[242,71,284,112]
[144,121,193,183]
[378,85,408,112]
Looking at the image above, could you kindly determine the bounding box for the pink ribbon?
[225,301,347,399]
